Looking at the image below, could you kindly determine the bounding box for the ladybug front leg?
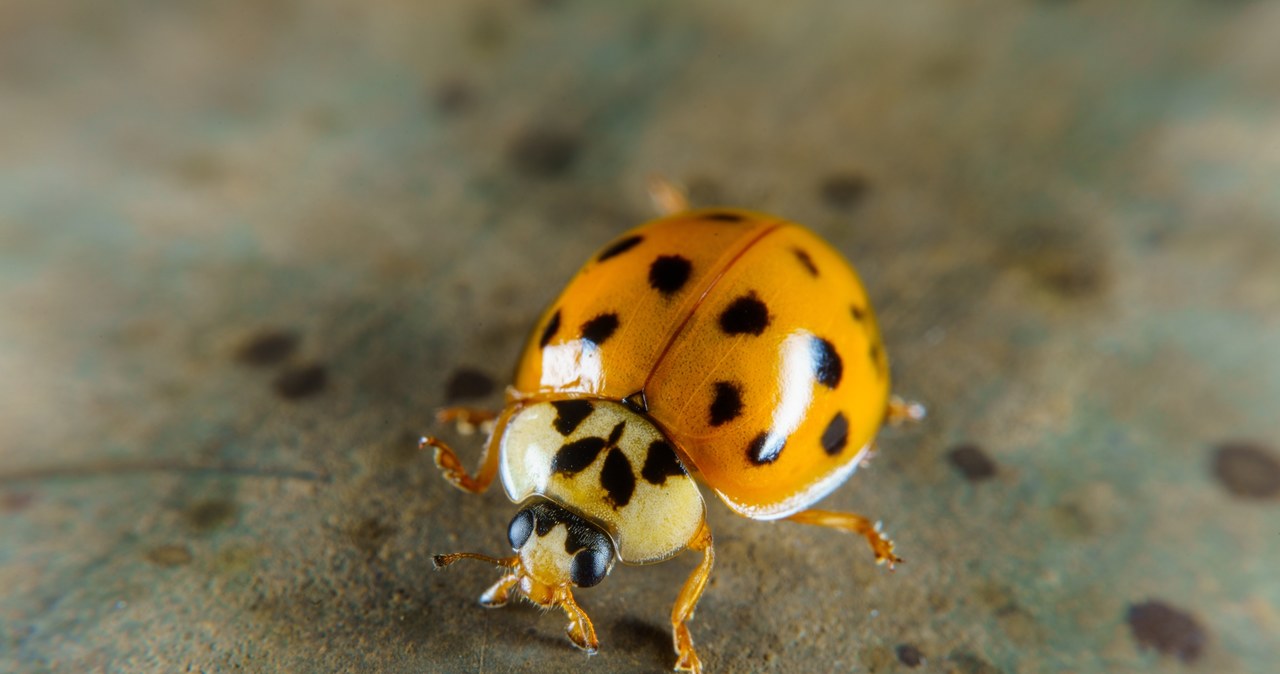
[670,522,714,674]
[784,509,902,569]
[421,408,507,494]
[554,585,600,654]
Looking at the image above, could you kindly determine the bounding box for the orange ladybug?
[424,180,923,673]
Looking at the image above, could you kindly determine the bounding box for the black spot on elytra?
[812,337,843,388]
[597,235,644,262]
[606,421,626,446]
[747,431,786,465]
[704,211,744,222]
[235,329,298,366]
[895,644,923,667]
[819,173,870,211]
[272,363,327,399]
[552,437,608,475]
[507,127,580,178]
[551,399,595,436]
[718,293,770,336]
[792,248,819,276]
[580,313,620,346]
[851,305,867,322]
[821,412,849,456]
[949,444,996,481]
[1127,600,1207,663]
[1212,441,1280,499]
[444,367,496,402]
[708,381,743,426]
[184,498,237,532]
[648,255,693,296]
[870,342,886,375]
[539,309,561,348]
[641,440,685,485]
[600,448,636,508]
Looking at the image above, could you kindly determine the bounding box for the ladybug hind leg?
[421,407,505,494]
[785,509,902,569]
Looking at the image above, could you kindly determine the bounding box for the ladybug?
[424,180,923,673]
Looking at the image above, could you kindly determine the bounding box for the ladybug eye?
[507,509,534,551]
[570,546,611,587]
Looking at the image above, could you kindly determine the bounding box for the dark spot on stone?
[648,255,693,296]
[1127,600,1207,663]
[819,173,870,211]
[718,293,770,336]
[948,444,996,481]
[812,337,843,388]
[1003,221,1109,301]
[747,431,786,465]
[235,330,298,367]
[606,421,626,446]
[641,440,685,485]
[792,247,819,276]
[466,7,507,53]
[145,544,193,567]
[581,313,620,346]
[600,448,635,508]
[708,381,743,426]
[433,79,475,115]
[895,644,924,667]
[539,309,561,348]
[272,363,328,399]
[821,412,849,456]
[704,211,744,222]
[507,127,580,178]
[184,498,237,532]
[597,235,644,262]
[444,367,496,402]
[551,399,595,436]
[1,491,35,513]
[351,516,397,557]
[1212,441,1280,499]
[552,437,607,475]
[947,652,1001,674]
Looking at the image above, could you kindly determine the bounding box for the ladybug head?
[507,500,615,588]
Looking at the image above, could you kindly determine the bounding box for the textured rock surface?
[2,1,1278,672]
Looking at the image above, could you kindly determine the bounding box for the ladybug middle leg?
[784,509,902,569]
[670,522,715,674]
[420,408,509,494]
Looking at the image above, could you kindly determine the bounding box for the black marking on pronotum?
[792,247,819,276]
[552,437,607,475]
[718,293,770,336]
[580,313,620,346]
[641,440,686,485]
[648,255,693,296]
[540,309,561,348]
[747,431,786,465]
[821,412,849,456]
[600,448,636,508]
[622,390,648,412]
[551,399,595,436]
[812,337,843,389]
[704,212,744,222]
[597,235,643,262]
[708,381,744,426]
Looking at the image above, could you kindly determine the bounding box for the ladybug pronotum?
[424,180,923,673]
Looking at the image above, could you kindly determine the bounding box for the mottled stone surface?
[2,1,1278,672]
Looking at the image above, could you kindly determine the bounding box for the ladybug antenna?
[432,551,518,570]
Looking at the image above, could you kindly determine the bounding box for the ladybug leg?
[785,509,902,569]
[886,396,926,426]
[670,522,714,674]
[437,406,500,435]
[555,585,600,654]
[648,176,690,216]
[421,409,508,494]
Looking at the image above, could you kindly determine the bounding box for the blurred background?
[2,1,1278,672]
